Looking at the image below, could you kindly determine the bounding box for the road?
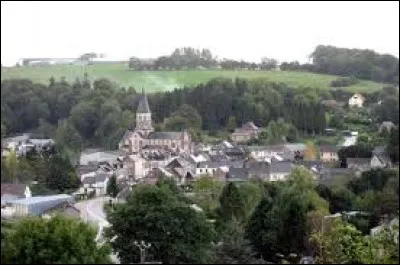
[75,197,120,264]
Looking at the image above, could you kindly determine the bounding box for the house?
[246,145,286,160]
[346,158,371,172]
[231,121,261,143]
[370,146,392,168]
[348,93,365,108]
[284,143,307,156]
[79,149,123,166]
[164,157,196,183]
[319,145,339,162]
[196,161,227,176]
[379,121,395,134]
[245,161,270,180]
[1,184,32,206]
[80,172,110,196]
[224,146,246,161]
[269,161,293,181]
[10,194,74,217]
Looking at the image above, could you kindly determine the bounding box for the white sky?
[1,1,399,66]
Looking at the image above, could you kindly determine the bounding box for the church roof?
[137,89,151,113]
[148,132,182,140]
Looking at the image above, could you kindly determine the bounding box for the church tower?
[135,87,154,137]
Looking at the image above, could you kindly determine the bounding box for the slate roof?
[319,145,338,153]
[198,161,230,168]
[241,121,259,130]
[269,161,293,174]
[82,172,109,184]
[148,132,182,140]
[119,130,132,144]
[346,158,371,166]
[1,184,27,197]
[137,93,151,113]
[227,168,250,181]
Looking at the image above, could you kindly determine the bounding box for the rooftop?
[12,194,72,205]
[137,90,151,113]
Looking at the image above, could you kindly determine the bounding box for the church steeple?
[135,86,153,136]
[137,87,151,114]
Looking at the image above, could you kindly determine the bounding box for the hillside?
[1,63,386,93]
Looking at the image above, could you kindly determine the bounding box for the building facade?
[119,89,192,155]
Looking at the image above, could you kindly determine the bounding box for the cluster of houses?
[1,90,397,215]
[1,133,54,158]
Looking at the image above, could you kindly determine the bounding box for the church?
[119,89,192,156]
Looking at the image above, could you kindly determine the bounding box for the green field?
[1,63,386,93]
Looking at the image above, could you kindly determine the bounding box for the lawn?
[1,63,386,93]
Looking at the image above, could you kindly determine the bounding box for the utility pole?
[134,240,151,264]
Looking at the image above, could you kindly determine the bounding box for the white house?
[348,93,365,108]
[80,173,110,196]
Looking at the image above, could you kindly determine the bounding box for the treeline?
[1,76,398,154]
[128,45,399,85]
[310,45,399,84]
[129,47,218,70]
[149,78,328,134]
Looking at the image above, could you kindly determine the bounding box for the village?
[1,90,396,218]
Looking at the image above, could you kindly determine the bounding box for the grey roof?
[119,130,132,144]
[137,93,151,113]
[373,146,386,154]
[319,145,338,153]
[227,168,249,181]
[12,194,74,216]
[269,161,293,174]
[82,176,96,185]
[148,132,182,140]
[1,184,27,197]
[346,158,371,165]
[284,143,307,152]
[198,161,229,168]
[373,153,392,165]
[245,161,269,170]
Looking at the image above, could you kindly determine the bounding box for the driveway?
[75,197,119,263]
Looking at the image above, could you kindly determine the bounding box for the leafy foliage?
[106,174,119,198]
[1,215,111,264]
[246,167,329,262]
[212,219,265,264]
[105,184,215,264]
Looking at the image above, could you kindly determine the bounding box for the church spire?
[137,86,151,113]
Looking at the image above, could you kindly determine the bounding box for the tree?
[247,168,329,262]
[4,150,19,184]
[212,219,265,264]
[105,185,215,264]
[1,215,111,264]
[310,217,399,264]
[227,116,237,132]
[304,141,317,160]
[217,183,246,224]
[55,120,82,153]
[386,126,399,163]
[193,175,224,218]
[106,174,119,198]
[238,181,263,220]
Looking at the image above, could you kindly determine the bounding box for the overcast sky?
[1,1,399,66]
